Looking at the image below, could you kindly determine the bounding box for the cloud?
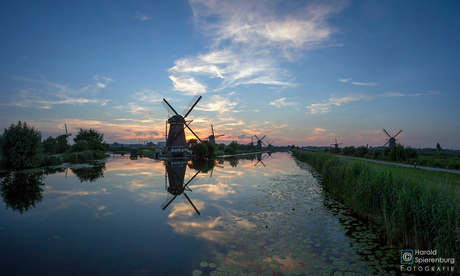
[169,0,344,93]
[379,90,440,97]
[93,74,113,89]
[307,93,372,114]
[195,95,238,114]
[269,97,298,108]
[133,12,152,21]
[169,75,207,95]
[338,78,378,86]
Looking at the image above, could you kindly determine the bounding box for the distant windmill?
[267,140,275,151]
[382,129,402,148]
[62,123,72,144]
[331,138,343,149]
[254,134,267,149]
[207,125,224,144]
[162,95,202,155]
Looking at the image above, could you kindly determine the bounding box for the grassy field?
[292,150,460,263]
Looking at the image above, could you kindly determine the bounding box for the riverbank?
[292,150,460,264]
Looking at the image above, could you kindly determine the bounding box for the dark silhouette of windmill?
[331,138,343,149]
[162,95,202,156]
[58,123,72,144]
[382,129,402,148]
[161,160,201,215]
[254,135,266,149]
[207,125,224,144]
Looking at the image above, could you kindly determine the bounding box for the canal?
[0,152,402,275]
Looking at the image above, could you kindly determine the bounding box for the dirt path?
[339,155,460,175]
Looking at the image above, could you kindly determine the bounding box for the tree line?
[0,121,106,169]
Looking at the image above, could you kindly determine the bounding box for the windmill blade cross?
[162,195,178,211]
[183,95,202,118]
[211,125,215,136]
[394,129,402,138]
[185,122,202,142]
[383,140,390,147]
[183,193,200,215]
[184,170,200,188]
[162,98,179,116]
[382,129,392,138]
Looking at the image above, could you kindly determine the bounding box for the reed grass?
[293,150,460,262]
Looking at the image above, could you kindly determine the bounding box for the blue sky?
[1,0,459,148]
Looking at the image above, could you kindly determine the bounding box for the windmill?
[207,125,224,144]
[161,160,201,215]
[331,138,343,149]
[267,140,275,151]
[254,153,267,167]
[254,135,267,149]
[162,95,202,156]
[382,129,402,148]
[63,123,72,144]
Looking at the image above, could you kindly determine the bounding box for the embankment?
[292,150,460,262]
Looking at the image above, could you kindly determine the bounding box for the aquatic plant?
[292,150,460,263]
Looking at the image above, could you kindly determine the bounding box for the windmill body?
[166,115,187,152]
[255,135,266,149]
[162,95,202,156]
[207,125,224,144]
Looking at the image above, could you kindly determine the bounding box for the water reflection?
[71,163,106,183]
[0,171,45,214]
[162,160,201,215]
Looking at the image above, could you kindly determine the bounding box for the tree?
[436,143,442,151]
[73,128,105,151]
[0,121,43,168]
[43,136,58,154]
[56,135,70,153]
[191,142,208,158]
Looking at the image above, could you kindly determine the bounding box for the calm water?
[0,152,403,275]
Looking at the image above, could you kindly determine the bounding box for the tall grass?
[62,150,106,163]
[293,150,460,262]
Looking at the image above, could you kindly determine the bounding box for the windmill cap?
[168,115,185,123]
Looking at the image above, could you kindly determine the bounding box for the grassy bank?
[62,150,106,163]
[292,150,460,262]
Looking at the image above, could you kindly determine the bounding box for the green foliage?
[202,141,216,156]
[353,146,368,157]
[436,143,442,151]
[71,140,90,152]
[223,146,235,155]
[43,136,58,154]
[292,150,460,262]
[63,150,106,163]
[217,143,226,151]
[56,135,70,153]
[73,128,105,151]
[0,121,43,169]
[191,143,208,158]
[341,146,356,156]
[227,141,239,151]
[42,155,62,166]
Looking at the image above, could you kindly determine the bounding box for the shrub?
[191,143,208,158]
[71,141,90,152]
[0,121,43,169]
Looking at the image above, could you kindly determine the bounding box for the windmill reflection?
[162,160,201,215]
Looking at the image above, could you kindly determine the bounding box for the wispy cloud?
[93,74,113,89]
[307,93,372,114]
[195,95,238,114]
[169,0,344,94]
[269,97,298,108]
[133,12,152,21]
[339,78,378,86]
[379,90,440,97]
[3,75,109,109]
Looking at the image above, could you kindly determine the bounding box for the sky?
[1,0,459,149]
